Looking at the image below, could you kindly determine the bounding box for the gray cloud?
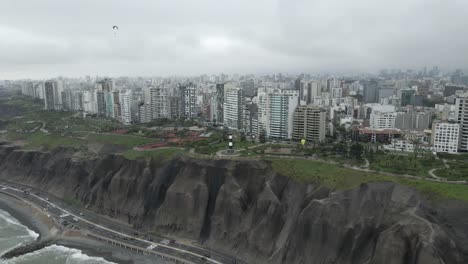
[1,0,467,79]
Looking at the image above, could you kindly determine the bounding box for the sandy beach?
[0,193,169,264]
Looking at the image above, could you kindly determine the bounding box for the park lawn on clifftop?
[435,162,468,181]
[271,158,468,202]
[369,153,443,178]
[85,133,159,148]
[6,131,85,149]
[193,140,257,155]
[123,148,184,161]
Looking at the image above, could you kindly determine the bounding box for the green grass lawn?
[437,152,468,162]
[123,148,184,160]
[7,131,85,149]
[435,162,468,181]
[193,140,257,155]
[369,154,443,178]
[86,133,159,148]
[270,158,468,201]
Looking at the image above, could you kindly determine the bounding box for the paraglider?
[112,25,119,36]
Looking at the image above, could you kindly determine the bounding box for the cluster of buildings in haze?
[4,66,468,154]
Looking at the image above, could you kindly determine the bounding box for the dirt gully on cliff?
[0,143,467,264]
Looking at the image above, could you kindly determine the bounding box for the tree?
[240,131,246,142]
[222,127,229,141]
[367,148,375,162]
[334,141,348,157]
[350,143,364,160]
[259,129,267,143]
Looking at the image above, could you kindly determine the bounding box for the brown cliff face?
[0,143,467,264]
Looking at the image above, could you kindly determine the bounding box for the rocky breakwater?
[1,240,53,260]
[0,142,467,264]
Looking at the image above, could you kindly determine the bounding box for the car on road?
[170,239,176,244]
[79,213,84,216]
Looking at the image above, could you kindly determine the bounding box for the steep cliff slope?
[0,143,467,264]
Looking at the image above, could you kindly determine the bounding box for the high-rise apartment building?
[378,82,395,102]
[95,79,114,116]
[34,83,44,99]
[292,105,326,143]
[44,80,63,110]
[211,83,225,124]
[257,86,270,135]
[112,91,121,120]
[395,111,431,131]
[104,91,115,118]
[370,111,397,129]
[240,79,255,97]
[144,86,168,121]
[96,78,114,92]
[180,84,197,119]
[299,81,320,104]
[21,82,34,97]
[266,90,299,139]
[72,91,83,111]
[168,96,180,120]
[308,81,320,103]
[83,91,97,113]
[96,90,106,115]
[120,90,133,125]
[431,121,460,154]
[223,82,244,130]
[455,93,468,151]
[61,90,73,110]
[243,100,258,138]
[363,80,378,103]
[400,89,416,107]
[331,87,342,99]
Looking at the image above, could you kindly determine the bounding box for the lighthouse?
[228,134,233,153]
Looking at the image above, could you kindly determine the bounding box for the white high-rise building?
[431,121,460,154]
[223,82,244,130]
[331,87,342,99]
[180,84,196,119]
[144,86,168,121]
[266,89,299,139]
[71,91,83,111]
[34,82,44,99]
[455,93,468,151]
[370,111,397,129]
[44,80,63,110]
[120,90,133,125]
[83,90,97,113]
[308,81,320,101]
[256,86,275,135]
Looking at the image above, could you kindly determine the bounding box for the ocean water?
[0,209,115,264]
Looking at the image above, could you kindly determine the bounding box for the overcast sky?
[1,0,468,79]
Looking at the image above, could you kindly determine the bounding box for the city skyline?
[2,0,468,79]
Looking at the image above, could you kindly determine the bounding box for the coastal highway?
[0,181,244,264]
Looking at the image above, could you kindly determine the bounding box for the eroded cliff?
[0,143,467,264]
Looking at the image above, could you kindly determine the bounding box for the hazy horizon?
[2,0,468,79]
